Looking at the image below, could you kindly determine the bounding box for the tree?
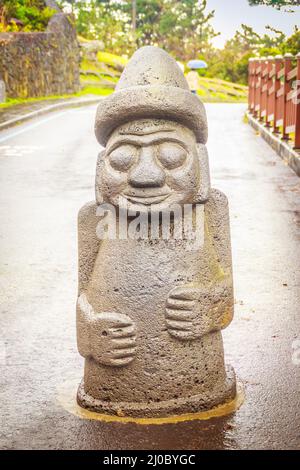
[108,0,219,60]
[58,1,133,55]
[121,0,164,49]
[248,0,299,10]
[284,26,300,54]
[59,0,219,60]
[157,0,219,61]
[206,23,299,85]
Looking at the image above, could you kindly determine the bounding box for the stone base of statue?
[77,365,236,418]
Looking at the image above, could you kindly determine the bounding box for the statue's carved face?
[96,119,208,210]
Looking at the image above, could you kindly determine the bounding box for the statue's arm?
[77,201,99,358]
[165,189,234,340]
[204,188,234,330]
[76,201,137,366]
[77,201,100,295]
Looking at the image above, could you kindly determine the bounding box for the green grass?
[0,88,112,109]
[80,52,122,92]
[80,74,102,83]
[0,94,73,109]
[97,51,128,70]
[80,59,103,72]
[80,73,118,85]
[78,87,112,96]
[197,77,247,103]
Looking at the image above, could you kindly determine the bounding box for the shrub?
[0,0,56,32]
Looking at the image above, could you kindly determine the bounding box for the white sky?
[207,0,300,48]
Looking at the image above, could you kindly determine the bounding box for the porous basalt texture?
[77,46,236,418]
[77,366,236,418]
[95,47,207,146]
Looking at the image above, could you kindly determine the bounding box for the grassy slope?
[1,51,247,108]
[197,77,247,103]
[80,51,247,103]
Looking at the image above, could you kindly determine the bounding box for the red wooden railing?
[248,53,300,149]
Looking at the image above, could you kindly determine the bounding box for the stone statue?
[76,46,236,417]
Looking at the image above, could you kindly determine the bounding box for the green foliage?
[248,0,299,10]
[4,0,297,88]
[59,0,219,61]
[122,0,219,60]
[206,24,299,85]
[58,1,299,85]
[59,0,132,55]
[0,0,56,32]
[284,27,300,54]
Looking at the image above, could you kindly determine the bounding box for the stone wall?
[0,13,80,99]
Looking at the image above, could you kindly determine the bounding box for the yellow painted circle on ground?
[57,378,244,425]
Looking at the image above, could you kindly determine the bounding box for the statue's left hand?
[165,286,214,340]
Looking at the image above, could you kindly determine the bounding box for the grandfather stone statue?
[76,46,236,417]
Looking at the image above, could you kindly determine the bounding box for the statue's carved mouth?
[122,192,171,205]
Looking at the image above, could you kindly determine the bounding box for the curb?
[247,112,300,177]
[0,96,102,132]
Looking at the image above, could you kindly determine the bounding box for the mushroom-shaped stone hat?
[95,46,208,146]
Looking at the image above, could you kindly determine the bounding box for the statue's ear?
[195,143,211,203]
[95,149,106,204]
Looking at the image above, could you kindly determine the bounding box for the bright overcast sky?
[207,0,300,48]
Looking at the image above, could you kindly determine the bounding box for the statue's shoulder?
[78,201,98,222]
[205,189,229,229]
[78,201,99,232]
[206,188,228,210]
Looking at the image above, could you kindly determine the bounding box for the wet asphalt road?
[0,103,299,450]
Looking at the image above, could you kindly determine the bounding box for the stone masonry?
[0,13,80,99]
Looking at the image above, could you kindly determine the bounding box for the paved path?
[0,104,299,449]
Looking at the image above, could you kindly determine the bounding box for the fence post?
[248,58,254,112]
[266,56,274,127]
[259,57,266,122]
[282,53,293,141]
[254,58,262,118]
[273,55,283,135]
[294,52,300,149]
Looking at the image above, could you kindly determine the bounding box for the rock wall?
[0,13,80,99]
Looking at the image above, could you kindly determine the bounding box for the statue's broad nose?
[128,147,165,188]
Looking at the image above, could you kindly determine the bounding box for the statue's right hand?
[90,312,137,367]
[77,294,137,367]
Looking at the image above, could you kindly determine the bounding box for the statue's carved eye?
[108,145,137,171]
[157,142,187,170]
